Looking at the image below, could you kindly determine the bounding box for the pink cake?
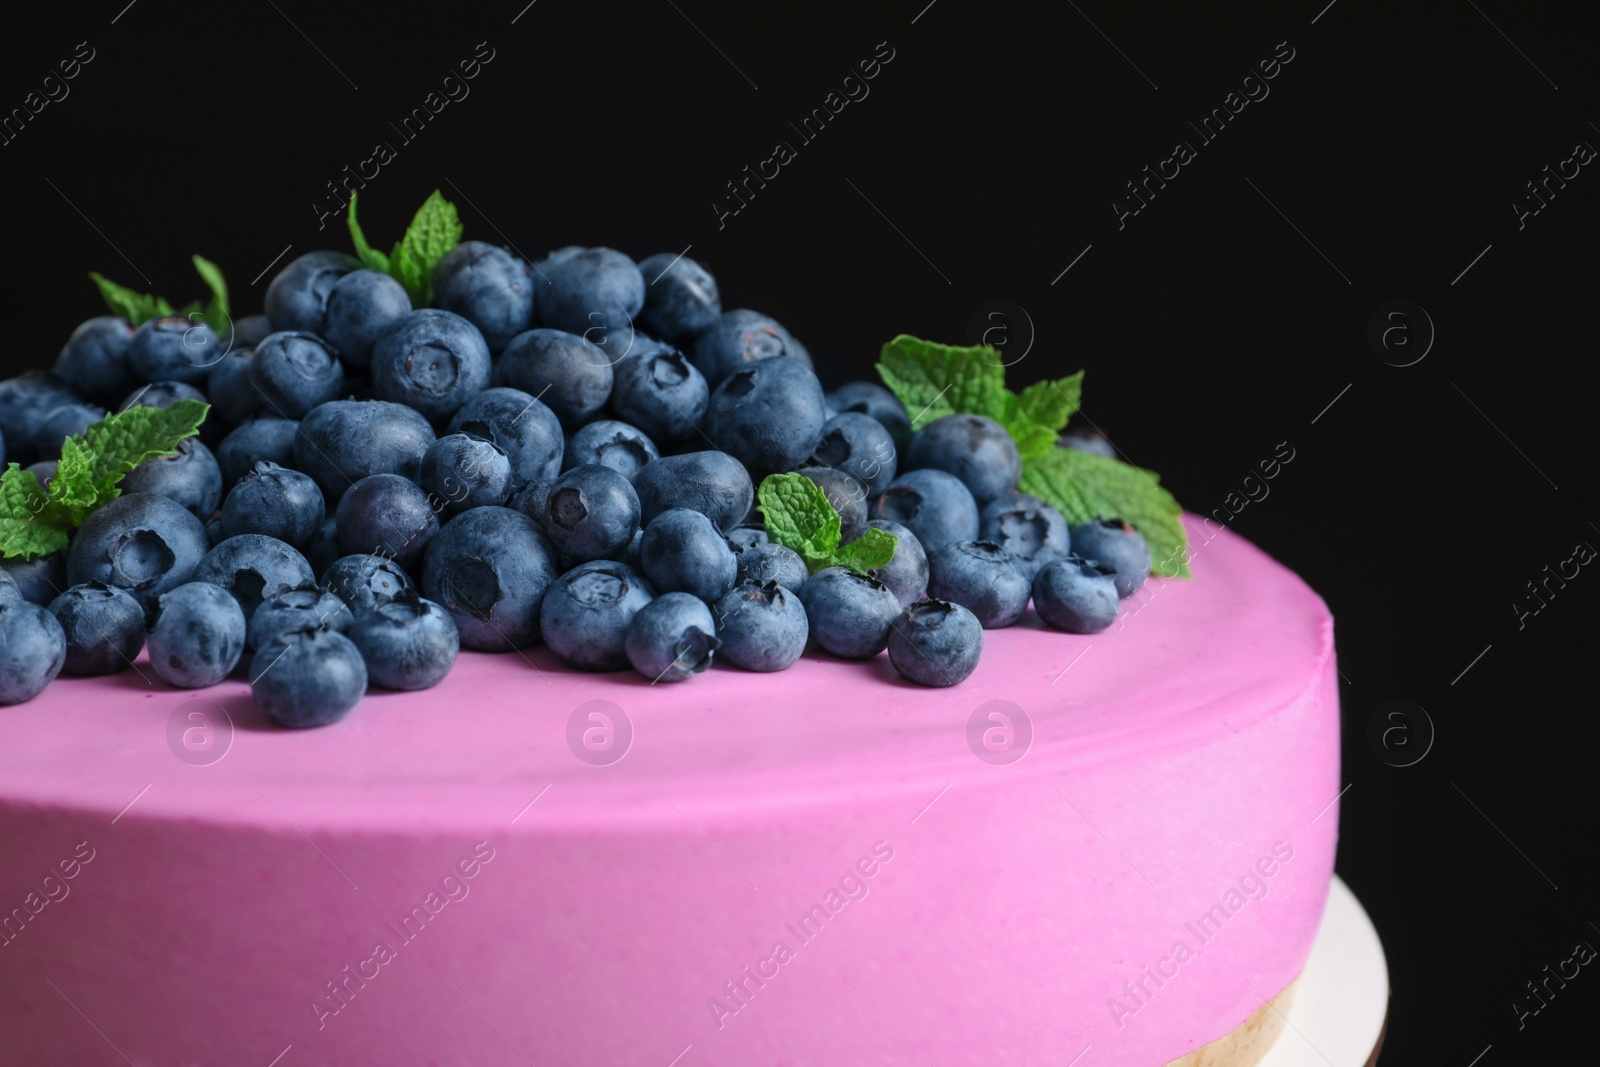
[0,519,1338,1067]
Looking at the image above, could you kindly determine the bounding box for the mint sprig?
[89,256,231,336]
[758,473,898,575]
[876,334,1083,461]
[346,188,464,306]
[0,400,209,560]
[875,334,1190,578]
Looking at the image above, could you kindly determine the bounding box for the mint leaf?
[346,188,391,274]
[876,335,1009,430]
[81,400,209,501]
[1019,447,1190,579]
[389,190,462,306]
[89,272,169,325]
[50,437,100,526]
[758,473,900,575]
[758,472,841,571]
[832,526,898,573]
[0,465,70,560]
[191,254,230,336]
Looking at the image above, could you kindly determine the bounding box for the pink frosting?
[0,519,1339,1066]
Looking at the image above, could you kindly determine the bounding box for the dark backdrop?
[4,1,1597,1061]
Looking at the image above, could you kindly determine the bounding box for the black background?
[4,0,1598,1061]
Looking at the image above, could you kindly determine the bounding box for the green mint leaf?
[0,464,70,560]
[88,271,166,325]
[346,188,391,274]
[81,400,209,501]
[1019,447,1191,579]
[876,335,1009,430]
[390,189,462,305]
[832,526,899,574]
[49,437,100,526]
[191,254,230,335]
[758,472,843,572]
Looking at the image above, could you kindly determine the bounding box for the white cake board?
[1259,875,1388,1066]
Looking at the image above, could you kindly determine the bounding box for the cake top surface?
[0,520,1331,832]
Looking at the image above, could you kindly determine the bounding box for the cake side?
[0,521,1339,1066]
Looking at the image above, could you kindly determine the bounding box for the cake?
[0,518,1339,1066]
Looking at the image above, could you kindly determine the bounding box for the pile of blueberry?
[0,236,1153,725]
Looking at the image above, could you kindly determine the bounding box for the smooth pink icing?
[0,519,1339,1066]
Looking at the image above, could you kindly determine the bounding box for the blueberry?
[865,519,929,608]
[624,591,719,682]
[1057,430,1117,459]
[321,553,415,618]
[221,314,275,351]
[247,587,353,650]
[447,386,564,488]
[144,581,245,688]
[217,416,299,487]
[421,506,559,651]
[711,579,808,672]
[634,453,753,535]
[704,357,826,477]
[0,568,20,604]
[324,269,412,370]
[637,253,721,343]
[870,469,979,553]
[368,309,492,422]
[810,411,898,496]
[887,599,983,687]
[799,567,902,659]
[305,517,341,583]
[248,332,345,419]
[564,419,658,480]
[264,250,360,335]
[347,590,459,690]
[2,550,68,605]
[639,508,738,602]
[535,246,645,342]
[432,242,533,352]
[730,540,807,593]
[494,329,614,427]
[119,380,208,413]
[33,402,106,460]
[726,524,768,550]
[220,461,326,548]
[609,347,710,445]
[294,399,436,503]
[824,382,911,447]
[128,316,223,385]
[0,601,66,704]
[1068,519,1151,598]
[334,473,439,568]
[250,627,367,728]
[980,492,1071,582]
[690,309,812,388]
[55,317,136,405]
[926,540,1031,628]
[1033,556,1120,633]
[206,345,261,426]
[905,413,1021,506]
[539,559,656,671]
[795,466,869,540]
[543,464,640,564]
[46,582,137,660]
[192,534,316,620]
[0,371,81,464]
[67,493,209,616]
[120,437,223,519]
[420,433,513,514]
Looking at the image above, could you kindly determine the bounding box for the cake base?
[1168,979,1295,1066]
